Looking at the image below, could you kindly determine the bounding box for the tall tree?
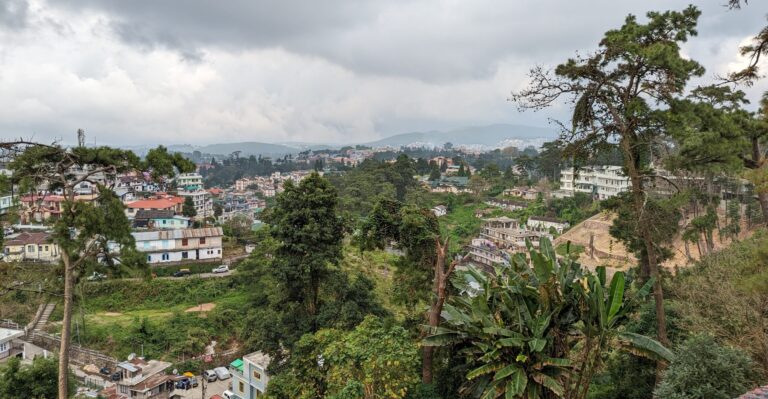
[359,199,456,385]
[182,196,197,218]
[263,172,344,328]
[512,6,705,349]
[5,140,193,399]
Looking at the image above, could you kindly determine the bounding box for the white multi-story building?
[229,351,271,399]
[176,173,204,192]
[559,166,630,200]
[178,190,212,219]
[132,227,223,264]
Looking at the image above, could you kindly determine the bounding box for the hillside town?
[3,2,768,399]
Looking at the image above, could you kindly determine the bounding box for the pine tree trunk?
[758,191,768,225]
[58,252,73,399]
[621,139,669,356]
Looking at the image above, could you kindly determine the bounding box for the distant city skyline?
[0,0,766,145]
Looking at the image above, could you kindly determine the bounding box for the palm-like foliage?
[423,238,672,399]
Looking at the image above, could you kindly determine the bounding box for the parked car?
[210,395,224,399]
[190,377,199,388]
[204,369,217,382]
[99,367,111,375]
[211,265,229,274]
[222,391,235,399]
[172,269,191,277]
[214,366,231,380]
[110,372,121,381]
[86,272,107,281]
[175,377,191,390]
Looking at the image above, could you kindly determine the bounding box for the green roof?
[230,358,243,372]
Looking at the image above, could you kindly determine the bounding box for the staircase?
[33,303,56,332]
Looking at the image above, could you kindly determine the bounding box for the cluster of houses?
[1,170,228,265]
[234,170,314,197]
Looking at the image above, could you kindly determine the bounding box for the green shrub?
[654,334,759,399]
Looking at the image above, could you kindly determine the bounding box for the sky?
[0,0,766,146]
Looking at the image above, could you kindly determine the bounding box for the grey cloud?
[51,0,765,82]
[0,0,29,30]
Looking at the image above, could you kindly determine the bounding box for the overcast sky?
[0,0,766,146]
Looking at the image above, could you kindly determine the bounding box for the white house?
[132,227,224,264]
[559,166,630,200]
[230,351,271,399]
[0,327,25,361]
[527,216,570,234]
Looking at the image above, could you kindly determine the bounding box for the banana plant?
[424,237,673,399]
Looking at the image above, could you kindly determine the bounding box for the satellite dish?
[172,369,178,375]
[127,353,136,361]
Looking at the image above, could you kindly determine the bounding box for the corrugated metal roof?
[132,227,223,241]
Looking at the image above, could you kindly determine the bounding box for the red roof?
[127,199,178,210]
[208,188,223,195]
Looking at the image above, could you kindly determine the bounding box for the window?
[38,245,43,251]
[147,255,151,262]
[253,370,261,380]
[0,342,8,353]
[45,246,49,251]
[200,237,206,245]
[27,245,34,252]
[182,252,188,259]
[239,381,244,392]
[162,253,169,261]
[182,238,188,246]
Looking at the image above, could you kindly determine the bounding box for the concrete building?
[101,358,174,399]
[132,227,224,264]
[3,232,60,262]
[230,351,271,399]
[559,166,630,200]
[0,327,25,361]
[175,173,204,192]
[466,238,509,268]
[479,217,552,252]
[0,195,14,215]
[526,216,570,234]
[132,209,190,230]
[178,190,213,219]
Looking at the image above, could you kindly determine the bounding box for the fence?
[29,331,118,369]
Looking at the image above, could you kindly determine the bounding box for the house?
[0,194,14,215]
[18,193,96,223]
[125,197,183,218]
[465,238,509,268]
[132,227,224,264]
[230,351,271,399]
[0,327,25,361]
[527,216,570,234]
[479,217,552,252]
[429,176,470,194]
[484,198,528,211]
[100,358,174,399]
[132,209,190,230]
[560,165,630,200]
[3,232,60,262]
[503,187,543,201]
[432,205,448,217]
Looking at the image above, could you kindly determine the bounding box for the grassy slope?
[669,228,768,374]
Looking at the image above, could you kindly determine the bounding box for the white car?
[211,265,229,274]
[222,390,235,399]
[214,366,231,380]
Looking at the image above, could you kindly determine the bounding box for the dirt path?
[185,303,216,312]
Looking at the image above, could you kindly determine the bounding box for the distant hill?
[126,123,557,157]
[194,142,299,157]
[363,124,556,148]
